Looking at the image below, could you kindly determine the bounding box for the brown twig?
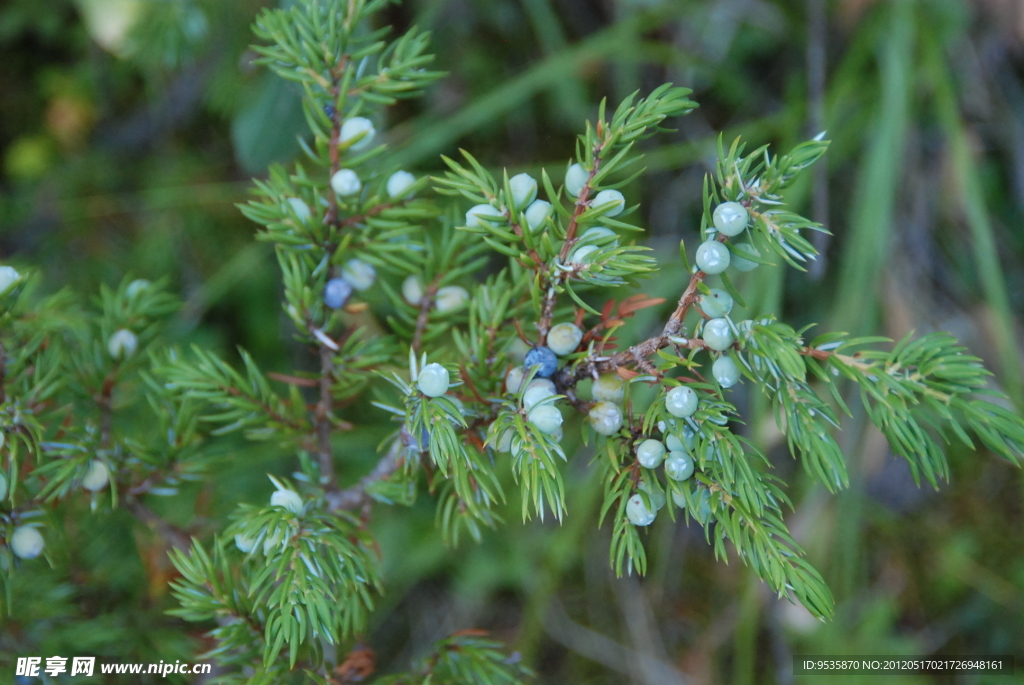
[125,500,191,552]
[326,440,405,511]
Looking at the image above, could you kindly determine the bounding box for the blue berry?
[323,104,336,119]
[323,278,353,309]
[524,346,558,377]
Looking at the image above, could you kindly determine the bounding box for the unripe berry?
[341,259,376,291]
[565,163,588,197]
[639,479,666,510]
[435,285,469,312]
[589,401,623,436]
[703,318,734,351]
[567,244,598,265]
[505,367,526,394]
[712,201,749,236]
[712,356,741,388]
[522,384,554,411]
[547,322,583,356]
[529,404,563,434]
[526,378,556,393]
[699,288,734,318]
[330,169,361,197]
[592,189,625,216]
[108,329,138,360]
[402,275,424,305]
[582,226,616,242]
[524,200,552,232]
[286,197,311,222]
[664,451,695,481]
[387,170,416,198]
[731,242,760,272]
[626,494,656,526]
[507,337,530,361]
[324,278,354,309]
[509,173,538,208]
[417,363,450,397]
[270,488,304,514]
[126,279,150,297]
[10,525,44,559]
[81,460,110,491]
[262,529,284,555]
[524,346,558,378]
[235,533,256,553]
[493,426,514,453]
[665,424,696,452]
[0,266,19,294]
[466,203,503,227]
[636,439,666,469]
[340,117,375,150]
[695,240,730,274]
[592,374,625,404]
[665,385,698,418]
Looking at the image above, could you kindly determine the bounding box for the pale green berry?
[417,363,450,397]
[330,168,361,196]
[527,378,556,393]
[507,337,530,361]
[126,279,150,297]
[713,356,741,388]
[466,203,503,227]
[524,200,552,232]
[0,266,19,294]
[286,197,311,222]
[0,472,7,501]
[270,488,304,514]
[592,189,625,216]
[262,529,284,555]
[108,329,138,360]
[671,488,687,509]
[713,201,749,236]
[81,460,110,491]
[703,318,734,351]
[699,289,734,318]
[387,170,416,198]
[665,385,698,418]
[235,533,256,553]
[523,384,554,411]
[664,451,695,481]
[548,322,583,356]
[666,432,685,452]
[592,374,625,403]
[11,525,44,559]
[529,404,563,435]
[342,259,376,291]
[402,275,424,305]
[509,173,538,208]
[696,489,713,524]
[340,116,375,150]
[731,242,760,272]
[565,163,588,197]
[589,401,623,436]
[568,244,598,265]
[493,426,514,453]
[636,439,666,469]
[626,494,656,526]
[435,285,469,312]
[582,226,616,242]
[505,367,526,394]
[639,478,666,510]
[695,240,730,274]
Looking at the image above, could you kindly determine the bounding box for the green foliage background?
[2,0,1023,682]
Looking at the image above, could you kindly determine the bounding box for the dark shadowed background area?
[1,0,1023,682]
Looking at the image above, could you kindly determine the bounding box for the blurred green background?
[2,0,1023,682]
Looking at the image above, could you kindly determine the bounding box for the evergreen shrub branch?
[0,0,1022,681]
